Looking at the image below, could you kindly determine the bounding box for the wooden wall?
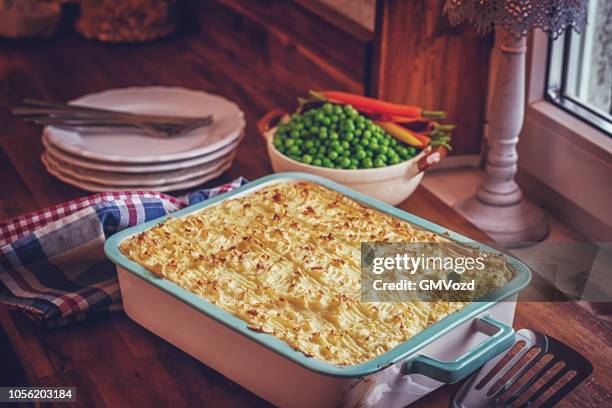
[370,0,491,156]
[193,0,372,112]
[193,0,490,157]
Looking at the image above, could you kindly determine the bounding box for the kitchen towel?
[0,177,248,328]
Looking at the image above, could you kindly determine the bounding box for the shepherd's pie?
[120,182,513,365]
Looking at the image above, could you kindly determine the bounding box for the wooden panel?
[370,0,491,156]
[193,0,372,97]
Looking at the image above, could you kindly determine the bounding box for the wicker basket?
[76,0,180,42]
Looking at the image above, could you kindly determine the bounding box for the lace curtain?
[444,0,589,38]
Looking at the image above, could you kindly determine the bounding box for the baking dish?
[104,172,531,408]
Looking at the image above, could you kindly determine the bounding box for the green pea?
[348,164,358,170]
[374,159,385,168]
[313,158,322,166]
[284,139,294,147]
[305,140,315,149]
[330,132,339,140]
[363,130,372,138]
[341,141,350,149]
[300,154,312,164]
[334,145,343,153]
[380,138,390,146]
[379,146,388,155]
[360,138,370,146]
[339,157,351,168]
[322,117,331,126]
[315,113,324,122]
[370,143,380,152]
[289,145,300,155]
[342,150,351,157]
[356,150,366,160]
[323,103,333,113]
[343,132,354,141]
[362,158,373,168]
[328,151,339,160]
[389,156,400,165]
[354,129,362,136]
[376,154,388,163]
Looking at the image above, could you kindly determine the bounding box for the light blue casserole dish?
[104,172,531,408]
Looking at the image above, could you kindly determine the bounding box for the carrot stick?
[376,121,430,148]
[312,90,446,119]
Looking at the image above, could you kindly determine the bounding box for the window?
[545,0,612,136]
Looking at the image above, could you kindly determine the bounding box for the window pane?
[564,0,612,118]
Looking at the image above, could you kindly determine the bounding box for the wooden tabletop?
[0,31,610,408]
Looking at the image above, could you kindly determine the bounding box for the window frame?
[524,30,612,159]
[544,27,612,136]
[518,30,612,241]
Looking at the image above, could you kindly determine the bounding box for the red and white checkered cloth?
[0,178,247,327]
[0,192,184,248]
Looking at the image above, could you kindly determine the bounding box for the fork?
[12,99,213,138]
[18,99,210,124]
[20,115,213,139]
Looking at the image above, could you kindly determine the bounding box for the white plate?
[42,131,244,173]
[43,153,234,192]
[43,151,235,186]
[44,87,245,163]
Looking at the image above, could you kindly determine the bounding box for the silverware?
[21,115,213,139]
[12,99,214,138]
[451,329,593,408]
[19,99,211,124]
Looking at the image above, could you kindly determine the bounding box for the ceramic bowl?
[258,110,446,205]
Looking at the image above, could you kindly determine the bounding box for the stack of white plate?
[41,87,245,192]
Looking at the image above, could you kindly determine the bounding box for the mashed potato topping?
[120,182,513,365]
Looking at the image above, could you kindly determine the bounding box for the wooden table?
[0,31,610,408]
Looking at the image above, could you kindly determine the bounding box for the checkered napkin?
[0,178,248,328]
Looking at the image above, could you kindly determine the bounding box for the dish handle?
[257,109,287,143]
[417,145,448,171]
[402,315,514,383]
